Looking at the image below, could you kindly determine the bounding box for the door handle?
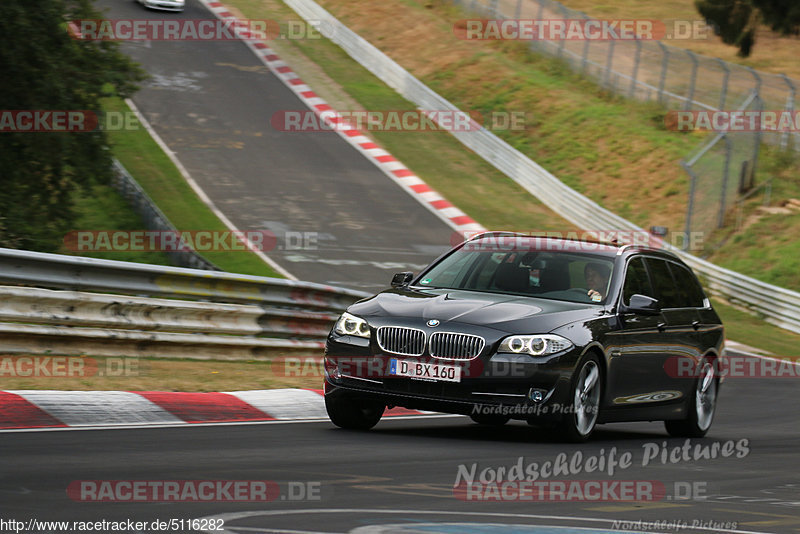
[692,320,700,331]
[657,322,666,332]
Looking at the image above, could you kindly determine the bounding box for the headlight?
[498,334,573,356]
[334,312,371,338]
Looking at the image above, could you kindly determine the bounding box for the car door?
[662,261,716,394]
[642,257,705,401]
[605,256,673,406]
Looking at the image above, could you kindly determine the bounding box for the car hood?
[349,287,603,333]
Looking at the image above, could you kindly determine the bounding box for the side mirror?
[391,272,414,288]
[622,294,661,315]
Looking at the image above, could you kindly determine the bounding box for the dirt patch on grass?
[558,0,800,80]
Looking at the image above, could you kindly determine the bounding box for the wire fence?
[451,0,799,247]
[682,92,770,242]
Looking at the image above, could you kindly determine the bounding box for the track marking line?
[125,98,296,279]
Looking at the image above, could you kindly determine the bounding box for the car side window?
[644,258,681,309]
[622,257,652,306]
[668,263,706,308]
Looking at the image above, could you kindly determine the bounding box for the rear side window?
[668,263,706,308]
[644,258,682,309]
[622,257,652,306]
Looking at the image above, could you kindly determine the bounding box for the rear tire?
[560,354,602,442]
[325,394,384,430]
[665,357,717,438]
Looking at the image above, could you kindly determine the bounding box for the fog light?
[528,388,545,403]
[324,358,341,380]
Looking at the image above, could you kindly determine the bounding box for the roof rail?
[465,230,626,250]
[465,230,527,242]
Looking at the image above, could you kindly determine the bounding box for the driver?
[584,262,610,300]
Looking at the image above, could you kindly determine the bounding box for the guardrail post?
[557,4,568,58]
[684,50,699,110]
[747,67,763,177]
[681,160,698,250]
[716,58,729,110]
[604,38,616,88]
[578,13,590,73]
[779,74,796,151]
[657,42,669,105]
[526,0,546,53]
[717,134,732,228]
[629,39,642,98]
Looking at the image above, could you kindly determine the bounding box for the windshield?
[416,246,615,304]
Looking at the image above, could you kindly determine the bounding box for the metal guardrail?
[111,159,221,272]
[0,248,369,359]
[284,0,800,335]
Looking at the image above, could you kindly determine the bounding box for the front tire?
[325,394,384,430]
[665,358,717,438]
[560,354,602,442]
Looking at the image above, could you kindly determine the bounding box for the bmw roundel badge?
[426,319,440,327]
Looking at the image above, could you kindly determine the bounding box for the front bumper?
[142,0,185,11]
[324,334,578,421]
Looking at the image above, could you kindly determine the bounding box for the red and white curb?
[198,0,486,236]
[0,389,428,430]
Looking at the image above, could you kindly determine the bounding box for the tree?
[0,0,146,251]
[752,0,800,36]
[696,0,800,57]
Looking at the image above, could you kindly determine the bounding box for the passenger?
[584,262,610,300]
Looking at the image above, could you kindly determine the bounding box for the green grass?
[704,147,800,290]
[62,183,175,265]
[101,96,283,277]
[711,298,800,359]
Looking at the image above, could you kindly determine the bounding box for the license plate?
[389,359,461,383]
